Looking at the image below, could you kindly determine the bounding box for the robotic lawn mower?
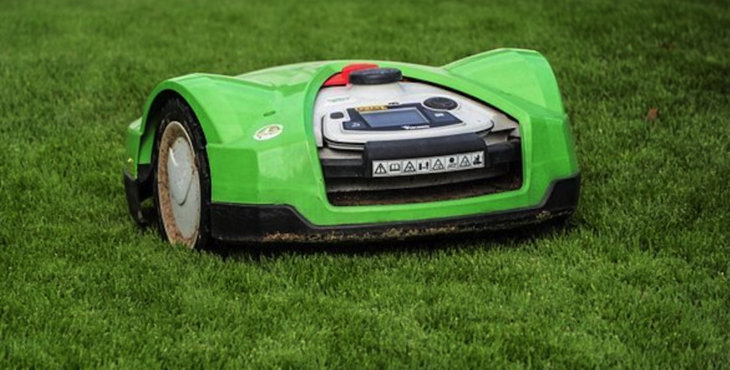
[123,48,580,249]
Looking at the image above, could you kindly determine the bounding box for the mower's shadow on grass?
[209,217,576,260]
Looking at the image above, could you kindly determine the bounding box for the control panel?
[313,67,515,149]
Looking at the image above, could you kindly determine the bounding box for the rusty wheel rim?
[157,121,200,248]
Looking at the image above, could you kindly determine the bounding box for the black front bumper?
[208,174,580,243]
[124,166,579,243]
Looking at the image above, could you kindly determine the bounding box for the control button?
[343,121,365,130]
[422,109,461,125]
[424,97,458,110]
[330,111,345,119]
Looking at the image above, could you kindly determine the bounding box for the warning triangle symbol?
[459,156,471,167]
[433,159,445,170]
[374,163,387,175]
[403,161,416,173]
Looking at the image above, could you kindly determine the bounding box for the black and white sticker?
[371,151,485,177]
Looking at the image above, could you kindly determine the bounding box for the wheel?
[152,98,210,249]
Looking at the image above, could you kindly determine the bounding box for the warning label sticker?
[371,151,485,177]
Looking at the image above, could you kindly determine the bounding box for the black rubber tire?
[151,97,211,250]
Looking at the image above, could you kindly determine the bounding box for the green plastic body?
[124,48,579,227]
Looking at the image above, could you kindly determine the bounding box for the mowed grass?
[1,0,729,367]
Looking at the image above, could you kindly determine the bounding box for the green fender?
[444,48,565,115]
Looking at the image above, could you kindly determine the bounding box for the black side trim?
[123,165,153,227]
[489,139,521,166]
[320,157,364,178]
[322,139,519,179]
[209,174,580,243]
[364,133,485,161]
[321,134,491,179]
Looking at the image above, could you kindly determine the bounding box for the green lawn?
[1,0,729,367]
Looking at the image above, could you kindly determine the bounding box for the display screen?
[361,108,428,128]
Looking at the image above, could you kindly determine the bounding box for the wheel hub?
[157,121,201,248]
